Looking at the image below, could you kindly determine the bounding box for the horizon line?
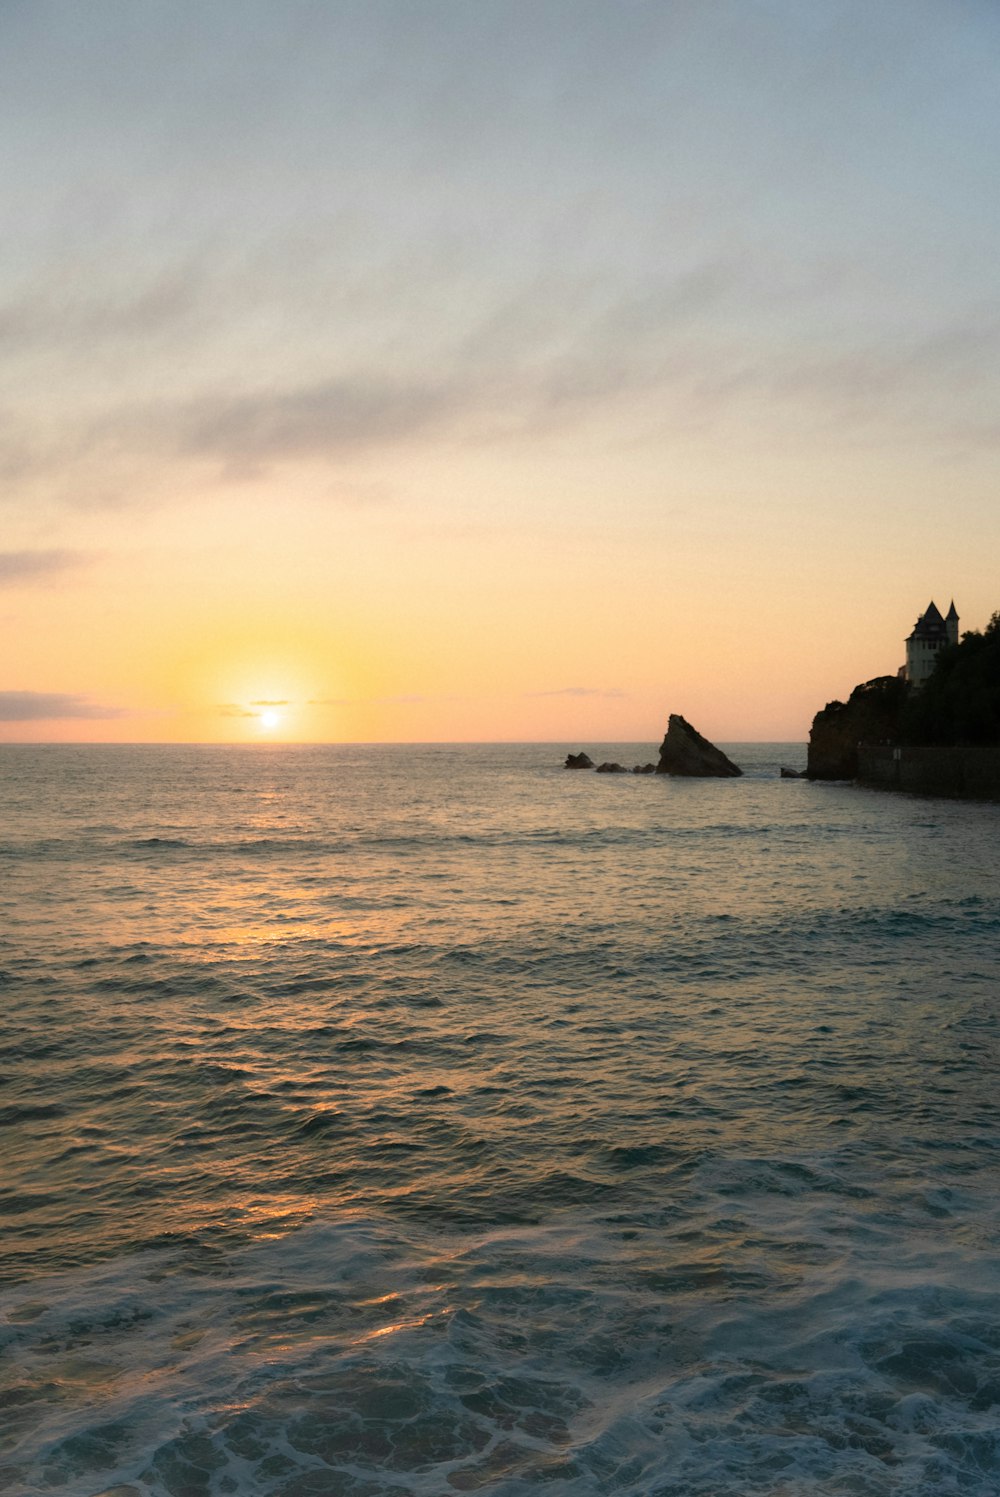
[0,737,808,748]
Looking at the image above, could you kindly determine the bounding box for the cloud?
[0,267,205,355]
[0,549,87,584]
[4,0,1000,524]
[0,690,123,721]
[218,703,259,718]
[527,686,627,699]
[6,248,1000,513]
[114,292,1000,485]
[175,375,459,467]
[0,263,742,497]
[250,698,290,706]
[308,694,426,706]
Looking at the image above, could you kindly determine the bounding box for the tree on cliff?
[807,612,1000,778]
[901,612,1000,746]
[807,675,910,779]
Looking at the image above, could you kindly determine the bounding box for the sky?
[3,0,1000,744]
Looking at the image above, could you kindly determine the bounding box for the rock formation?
[780,767,805,779]
[595,761,628,773]
[632,763,657,774]
[656,715,742,777]
[564,752,594,769]
[807,676,908,780]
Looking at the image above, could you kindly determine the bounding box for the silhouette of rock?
[656,715,742,777]
[595,761,628,773]
[564,752,594,769]
[632,763,657,774]
[807,676,908,780]
[780,767,805,779]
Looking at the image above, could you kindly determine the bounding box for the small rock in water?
[564,751,595,769]
[632,763,657,774]
[780,766,805,779]
[595,761,628,773]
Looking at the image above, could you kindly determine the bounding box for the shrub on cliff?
[807,612,1000,776]
[901,612,1000,746]
[807,675,909,779]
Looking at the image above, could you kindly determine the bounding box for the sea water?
[2,743,1000,1497]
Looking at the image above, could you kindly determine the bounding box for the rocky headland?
[807,676,908,780]
[807,611,1000,797]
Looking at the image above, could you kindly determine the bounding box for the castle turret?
[905,599,957,687]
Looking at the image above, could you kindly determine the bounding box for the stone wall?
[857,745,1000,801]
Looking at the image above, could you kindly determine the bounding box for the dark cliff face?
[807,616,1000,781]
[807,676,910,780]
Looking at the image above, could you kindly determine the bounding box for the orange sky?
[3,3,1000,743]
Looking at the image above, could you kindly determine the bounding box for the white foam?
[5,1194,1000,1496]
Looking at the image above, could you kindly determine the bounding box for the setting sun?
[259,710,281,731]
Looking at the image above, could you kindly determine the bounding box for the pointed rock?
[656,714,743,777]
[564,751,594,769]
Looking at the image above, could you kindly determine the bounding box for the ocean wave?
[5,1205,1000,1496]
[0,816,881,865]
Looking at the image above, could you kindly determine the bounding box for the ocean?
[2,742,1000,1497]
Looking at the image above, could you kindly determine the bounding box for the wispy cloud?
[218,699,292,719]
[0,549,88,585]
[0,690,123,721]
[309,694,427,706]
[7,259,1000,509]
[0,267,205,354]
[0,262,768,498]
[175,376,459,467]
[527,686,627,699]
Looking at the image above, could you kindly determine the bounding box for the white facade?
[904,600,958,687]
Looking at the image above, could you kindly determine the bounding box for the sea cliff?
[807,676,909,781]
[807,612,1000,799]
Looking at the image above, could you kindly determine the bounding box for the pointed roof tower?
[905,597,958,684]
[908,601,947,641]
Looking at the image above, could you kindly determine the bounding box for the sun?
[259,710,281,731]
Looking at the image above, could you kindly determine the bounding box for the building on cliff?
[903,600,958,687]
